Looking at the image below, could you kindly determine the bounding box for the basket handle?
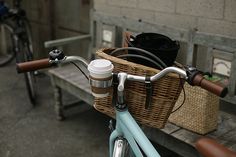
[117,54,164,69]
[110,47,167,69]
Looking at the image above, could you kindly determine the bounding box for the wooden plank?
[186,29,195,66]
[44,34,91,48]
[48,65,93,106]
[218,129,236,149]
[168,111,236,150]
[160,122,180,134]
[206,112,236,149]
[230,143,236,151]
[50,68,90,93]
[51,76,93,106]
[207,112,236,139]
[143,111,236,157]
[228,52,236,97]
[170,128,202,146]
[193,32,236,52]
[143,125,201,157]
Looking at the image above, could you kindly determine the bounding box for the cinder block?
[94,4,121,16]
[94,0,107,5]
[225,0,236,22]
[22,0,51,25]
[176,0,224,19]
[108,0,137,8]
[197,18,236,37]
[138,0,175,13]
[55,29,90,59]
[29,22,51,58]
[154,12,198,29]
[120,8,155,22]
[94,0,107,9]
[55,0,81,31]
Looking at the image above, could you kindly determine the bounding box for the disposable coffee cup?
[88,59,114,98]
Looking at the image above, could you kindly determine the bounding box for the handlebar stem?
[117,73,127,105]
[118,73,127,92]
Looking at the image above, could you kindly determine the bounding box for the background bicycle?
[0,0,36,105]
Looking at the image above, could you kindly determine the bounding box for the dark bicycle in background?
[0,0,36,105]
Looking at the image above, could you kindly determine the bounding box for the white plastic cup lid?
[88,59,114,75]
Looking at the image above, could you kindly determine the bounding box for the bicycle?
[0,0,36,105]
[16,49,231,157]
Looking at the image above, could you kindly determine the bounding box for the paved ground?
[0,62,110,157]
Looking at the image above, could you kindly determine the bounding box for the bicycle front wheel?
[0,22,15,66]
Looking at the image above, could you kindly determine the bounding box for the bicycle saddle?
[195,138,236,157]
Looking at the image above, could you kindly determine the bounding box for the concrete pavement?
[0,62,110,157]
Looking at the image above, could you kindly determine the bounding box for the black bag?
[127,33,180,68]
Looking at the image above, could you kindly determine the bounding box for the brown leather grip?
[193,74,228,98]
[195,138,236,157]
[17,58,52,73]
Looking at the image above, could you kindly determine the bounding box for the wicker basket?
[168,83,219,134]
[94,48,184,128]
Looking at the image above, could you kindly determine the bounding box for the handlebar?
[195,138,236,157]
[16,58,52,73]
[16,50,228,98]
[192,74,228,98]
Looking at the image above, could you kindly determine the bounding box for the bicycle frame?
[107,70,186,157]
[110,108,161,157]
[49,55,187,157]
[0,0,31,60]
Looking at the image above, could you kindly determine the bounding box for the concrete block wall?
[23,0,53,59]
[54,0,91,58]
[94,0,236,37]
[94,0,236,68]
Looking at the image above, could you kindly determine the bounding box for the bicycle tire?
[16,19,36,105]
[113,138,134,157]
[0,21,15,66]
[24,19,36,105]
[21,43,36,105]
[24,71,36,105]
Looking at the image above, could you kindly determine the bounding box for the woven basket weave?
[169,83,219,134]
[94,48,183,128]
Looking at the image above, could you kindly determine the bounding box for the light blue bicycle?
[16,49,227,157]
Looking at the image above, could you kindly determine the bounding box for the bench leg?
[54,86,65,121]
